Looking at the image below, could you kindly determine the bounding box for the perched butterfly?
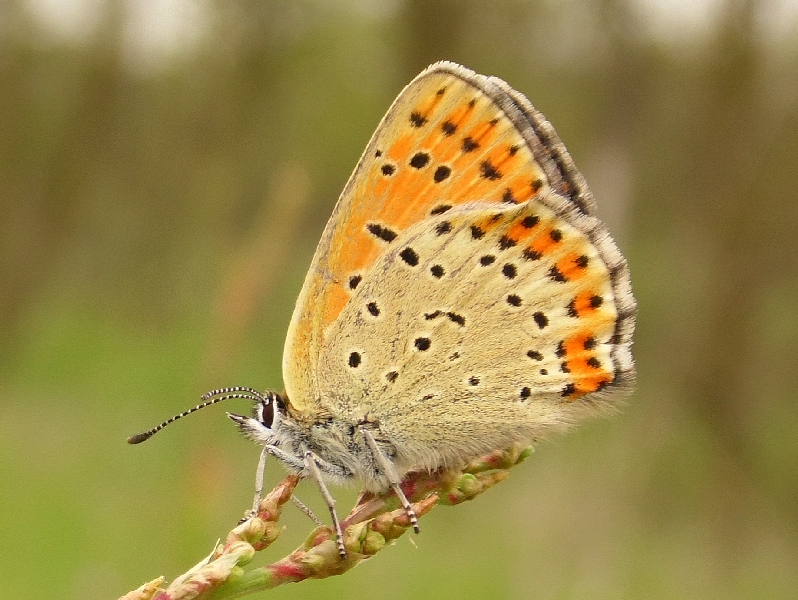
[129,61,636,557]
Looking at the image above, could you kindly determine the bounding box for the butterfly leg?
[262,444,306,470]
[245,446,271,517]
[248,445,315,514]
[360,427,420,534]
[303,450,347,559]
[291,494,324,526]
[247,446,322,526]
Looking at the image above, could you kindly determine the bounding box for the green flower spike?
[120,444,532,600]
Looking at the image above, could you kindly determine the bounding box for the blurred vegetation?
[1,1,797,599]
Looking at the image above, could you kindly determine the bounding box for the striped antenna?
[127,386,267,444]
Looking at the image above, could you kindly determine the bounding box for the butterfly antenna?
[127,386,267,444]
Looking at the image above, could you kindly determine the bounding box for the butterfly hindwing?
[313,194,632,467]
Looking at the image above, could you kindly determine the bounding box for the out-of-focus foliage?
[1,1,797,599]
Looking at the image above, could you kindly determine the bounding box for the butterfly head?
[227,390,289,446]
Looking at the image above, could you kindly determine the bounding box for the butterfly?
[129,61,636,558]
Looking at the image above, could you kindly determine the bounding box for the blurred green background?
[2,1,797,598]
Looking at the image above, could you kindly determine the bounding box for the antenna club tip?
[127,432,152,444]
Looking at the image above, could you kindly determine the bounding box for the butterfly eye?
[255,393,284,430]
[259,398,275,429]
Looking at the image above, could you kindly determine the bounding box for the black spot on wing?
[414,337,431,351]
[548,265,567,282]
[462,137,479,152]
[446,312,466,326]
[522,215,539,228]
[430,264,445,278]
[479,160,502,180]
[410,152,430,169]
[502,189,518,204]
[400,247,419,266]
[366,223,397,243]
[433,165,451,183]
[498,235,517,250]
[435,221,452,235]
[523,248,542,261]
[410,112,427,127]
[507,294,522,307]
